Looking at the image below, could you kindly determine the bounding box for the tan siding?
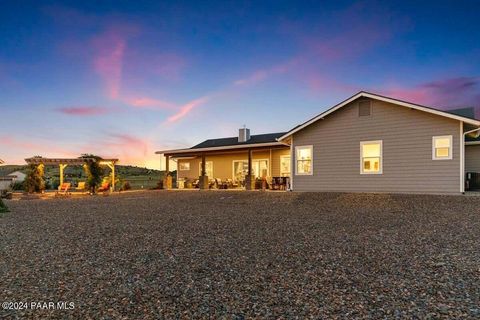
[466,145,480,172]
[292,99,461,194]
[177,149,289,180]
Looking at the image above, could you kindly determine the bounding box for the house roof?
[278,91,480,141]
[192,132,287,148]
[156,132,288,155]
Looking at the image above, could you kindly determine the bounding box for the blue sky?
[1,0,479,168]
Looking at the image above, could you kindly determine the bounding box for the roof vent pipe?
[239,127,250,143]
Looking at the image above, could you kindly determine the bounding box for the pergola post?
[245,149,255,190]
[105,162,116,192]
[162,155,172,189]
[199,153,208,189]
[59,164,68,186]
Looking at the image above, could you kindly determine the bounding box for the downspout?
[462,126,480,193]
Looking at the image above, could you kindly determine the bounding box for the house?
[7,171,26,183]
[157,91,480,194]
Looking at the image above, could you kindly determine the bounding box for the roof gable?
[278,91,480,141]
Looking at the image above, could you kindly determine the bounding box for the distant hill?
[0,164,169,178]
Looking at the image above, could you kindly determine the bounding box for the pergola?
[24,157,119,190]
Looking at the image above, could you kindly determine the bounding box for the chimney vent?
[238,127,250,143]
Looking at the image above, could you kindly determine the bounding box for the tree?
[24,163,45,193]
[81,154,104,194]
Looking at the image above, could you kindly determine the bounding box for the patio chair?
[56,183,71,196]
[76,182,86,192]
[97,182,110,194]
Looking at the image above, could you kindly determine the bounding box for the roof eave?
[155,141,286,155]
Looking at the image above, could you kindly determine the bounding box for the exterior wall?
[291,98,462,194]
[177,148,290,180]
[466,145,480,172]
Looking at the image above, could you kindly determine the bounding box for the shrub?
[81,155,104,194]
[0,199,8,214]
[11,181,24,191]
[24,164,45,193]
[121,181,131,191]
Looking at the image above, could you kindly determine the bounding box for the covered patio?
[157,144,290,191]
[24,157,119,192]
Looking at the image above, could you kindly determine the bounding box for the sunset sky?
[1,0,479,169]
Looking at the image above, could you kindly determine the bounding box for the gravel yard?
[1,191,480,319]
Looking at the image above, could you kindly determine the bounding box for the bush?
[24,164,45,193]
[120,181,131,191]
[0,199,8,214]
[11,181,24,191]
[81,155,104,194]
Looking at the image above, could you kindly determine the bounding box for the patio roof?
[25,157,118,165]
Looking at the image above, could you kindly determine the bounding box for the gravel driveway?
[1,191,479,319]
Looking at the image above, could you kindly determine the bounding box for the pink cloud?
[56,106,112,116]
[166,96,209,123]
[124,97,176,110]
[90,25,138,99]
[380,77,480,109]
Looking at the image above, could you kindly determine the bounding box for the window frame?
[280,155,291,177]
[295,145,313,176]
[432,135,453,160]
[198,161,214,177]
[231,159,270,181]
[360,140,383,175]
[178,161,191,171]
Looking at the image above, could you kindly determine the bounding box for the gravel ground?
[1,191,480,319]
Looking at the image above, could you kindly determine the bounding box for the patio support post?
[162,155,172,189]
[199,153,208,189]
[59,164,68,186]
[245,149,255,190]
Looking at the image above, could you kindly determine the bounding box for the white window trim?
[178,161,191,171]
[432,135,453,160]
[199,161,213,176]
[280,155,291,176]
[360,140,383,175]
[232,159,270,180]
[295,145,313,176]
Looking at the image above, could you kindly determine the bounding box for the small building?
[7,171,26,183]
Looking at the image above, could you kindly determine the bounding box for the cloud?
[56,106,113,116]
[166,96,209,123]
[124,97,176,110]
[380,77,480,109]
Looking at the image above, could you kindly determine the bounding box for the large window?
[232,160,269,182]
[199,161,213,177]
[361,141,382,174]
[280,155,291,177]
[179,161,190,171]
[295,146,313,175]
[432,136,452,160]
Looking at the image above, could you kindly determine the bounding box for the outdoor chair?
[97,182,110,194]
[56,183,71,196]
[76,182,86,192]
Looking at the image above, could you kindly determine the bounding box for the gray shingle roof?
[191,132,287,149]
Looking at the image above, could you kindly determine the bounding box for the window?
[295,146,313,175]
[179,161,190,171]
[361,141,382,174]
[432,136,452,160]
[199,161,213,177]
[358,100,372,117]
[232,160,269,182]
[280,155,291,177]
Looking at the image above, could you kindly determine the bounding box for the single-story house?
[7,171,26,183]
[156,91,480,194]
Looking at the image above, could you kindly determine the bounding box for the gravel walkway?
[1,191,480,319]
